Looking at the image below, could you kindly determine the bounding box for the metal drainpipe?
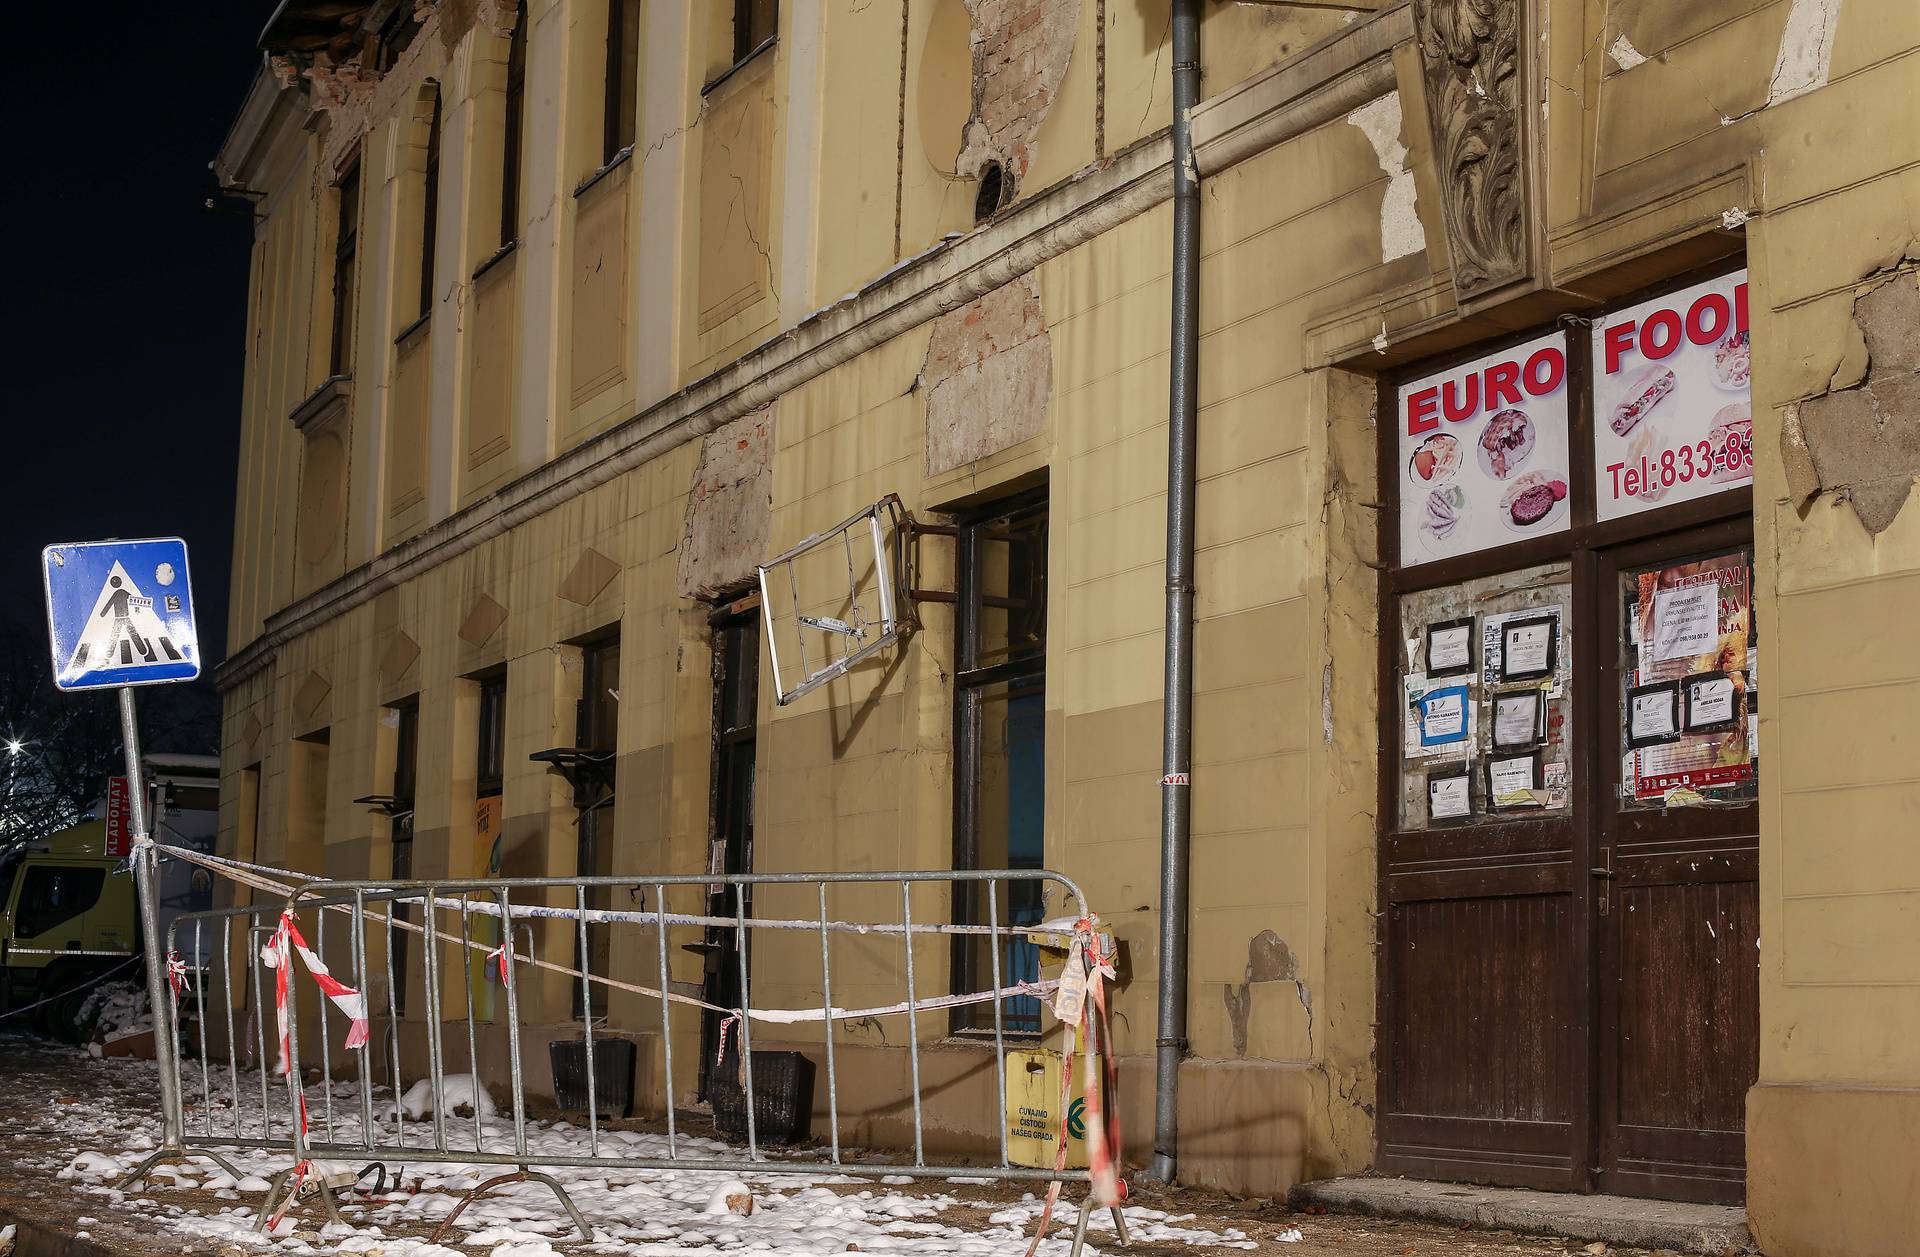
[1148,0,1201,1187]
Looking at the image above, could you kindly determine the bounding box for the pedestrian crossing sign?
[42,537,200,691]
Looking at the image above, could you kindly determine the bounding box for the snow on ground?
[25,1045,1259,1256]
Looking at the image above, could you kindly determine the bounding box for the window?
[574,635,620,1018]
[419,87,443,321]
[329,162,360,375]
[603,0,641,163]
[388,699,420,1017]
[13,867,106,941]
[476,671,508,801]
[500,14,529,247]
[950,489,1048,1035]
[734,0,777,64]
[700,611,759,1096]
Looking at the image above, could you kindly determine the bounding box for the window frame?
[500,14,529,249]
[476,669,508,800]
[329,161,361,376]
[602,0,640,164]
[948,486,1049,1038]
[733,0,777,67]
[418,86,443,322]
[388,696,421,1017]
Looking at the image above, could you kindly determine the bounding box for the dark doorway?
[699,608,759,1098]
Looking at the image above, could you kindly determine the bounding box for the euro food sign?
[42,537,201,691]
[1592,270,1752,520]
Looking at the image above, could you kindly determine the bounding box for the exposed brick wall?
[956,0,1081,192]
[921,274,1052,474]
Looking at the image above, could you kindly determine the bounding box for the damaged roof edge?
[211,57,302,190]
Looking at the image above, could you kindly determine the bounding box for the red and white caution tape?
[260,909,369,1075]
[1024,915,1124,1257]
[165,950,189,1000]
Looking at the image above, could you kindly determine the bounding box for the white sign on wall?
[1591,270,1753,520]
[1397,331,1573,563]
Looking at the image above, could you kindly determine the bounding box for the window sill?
[702,36,776,97]
[393,311,432,347]
[290,374,352,432]
[573,146,632,200]
[473,238,518,282]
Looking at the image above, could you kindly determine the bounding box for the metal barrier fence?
[133,867,1127,1254]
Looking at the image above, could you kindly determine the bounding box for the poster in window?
[1398,331,1572,562]
[1487,752,1542,809]
[1684,671,1739,732]
[1425,617,1475,677]
[1428,767,1473,821]
[1417,684,1471,748]
[1591,270,1752,521]
[1628,554,1752,799]
[1491,688,1544,749]
[1499,614,1558,682]
[1628,680,1681,747]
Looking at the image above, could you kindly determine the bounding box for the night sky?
[4,5,269,734]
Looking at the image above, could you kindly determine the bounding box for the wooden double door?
[1378,518,1759,1204]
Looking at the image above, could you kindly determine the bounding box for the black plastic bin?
[548,1037,636,1120]
[711,1048,815,1145]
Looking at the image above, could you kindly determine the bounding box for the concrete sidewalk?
[1290,1176,1753,1255]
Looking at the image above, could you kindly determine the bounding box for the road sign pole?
[119,685,184,1148]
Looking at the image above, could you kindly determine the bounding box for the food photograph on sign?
[1399,331,1572,562]
[1592,270,1753,521]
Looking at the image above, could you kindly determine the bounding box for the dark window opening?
[476,671,508,800]
[13,867,106,942]
[388,698,420,1017]
[419,87,443,321]
[734,0,777,65]
[603,0,641,163]
[329,162,361,375]
[574,635,621,1018]
[950,488,1049,1036]
[501,14,529,248]
[974,161,1006,224]
[377,5,423,71]
[699,611,759,1098]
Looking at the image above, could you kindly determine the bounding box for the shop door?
[1592,526,1759,1203]
[1377,265,1760,1203]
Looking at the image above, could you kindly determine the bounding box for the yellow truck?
[0,754,218,1040]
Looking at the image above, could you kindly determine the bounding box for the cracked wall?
[677,407,776,600]
[921,273,1053,474]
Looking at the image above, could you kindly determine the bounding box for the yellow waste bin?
[1004,1048,1090,1169]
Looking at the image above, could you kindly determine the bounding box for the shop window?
[603,0,640,163]
[329,161,360,376]
[950,488,1048,1037]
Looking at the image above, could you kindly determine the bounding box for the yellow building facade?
[213,2,1920,1252]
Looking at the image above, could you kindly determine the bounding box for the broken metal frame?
[141,867,1127,1255]
[757,495,906,705]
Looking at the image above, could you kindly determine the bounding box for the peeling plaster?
[1607,34,1648,71]
[677,409,776,600]
[1795,271,1920,535]
[955,0,1081,186]
[921,274,1053,474]
[1768,0,1844,107]
[1224,930,1312,1059]
[1346,92,1422,266]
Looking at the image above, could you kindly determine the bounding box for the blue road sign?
[42,538,201,691]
